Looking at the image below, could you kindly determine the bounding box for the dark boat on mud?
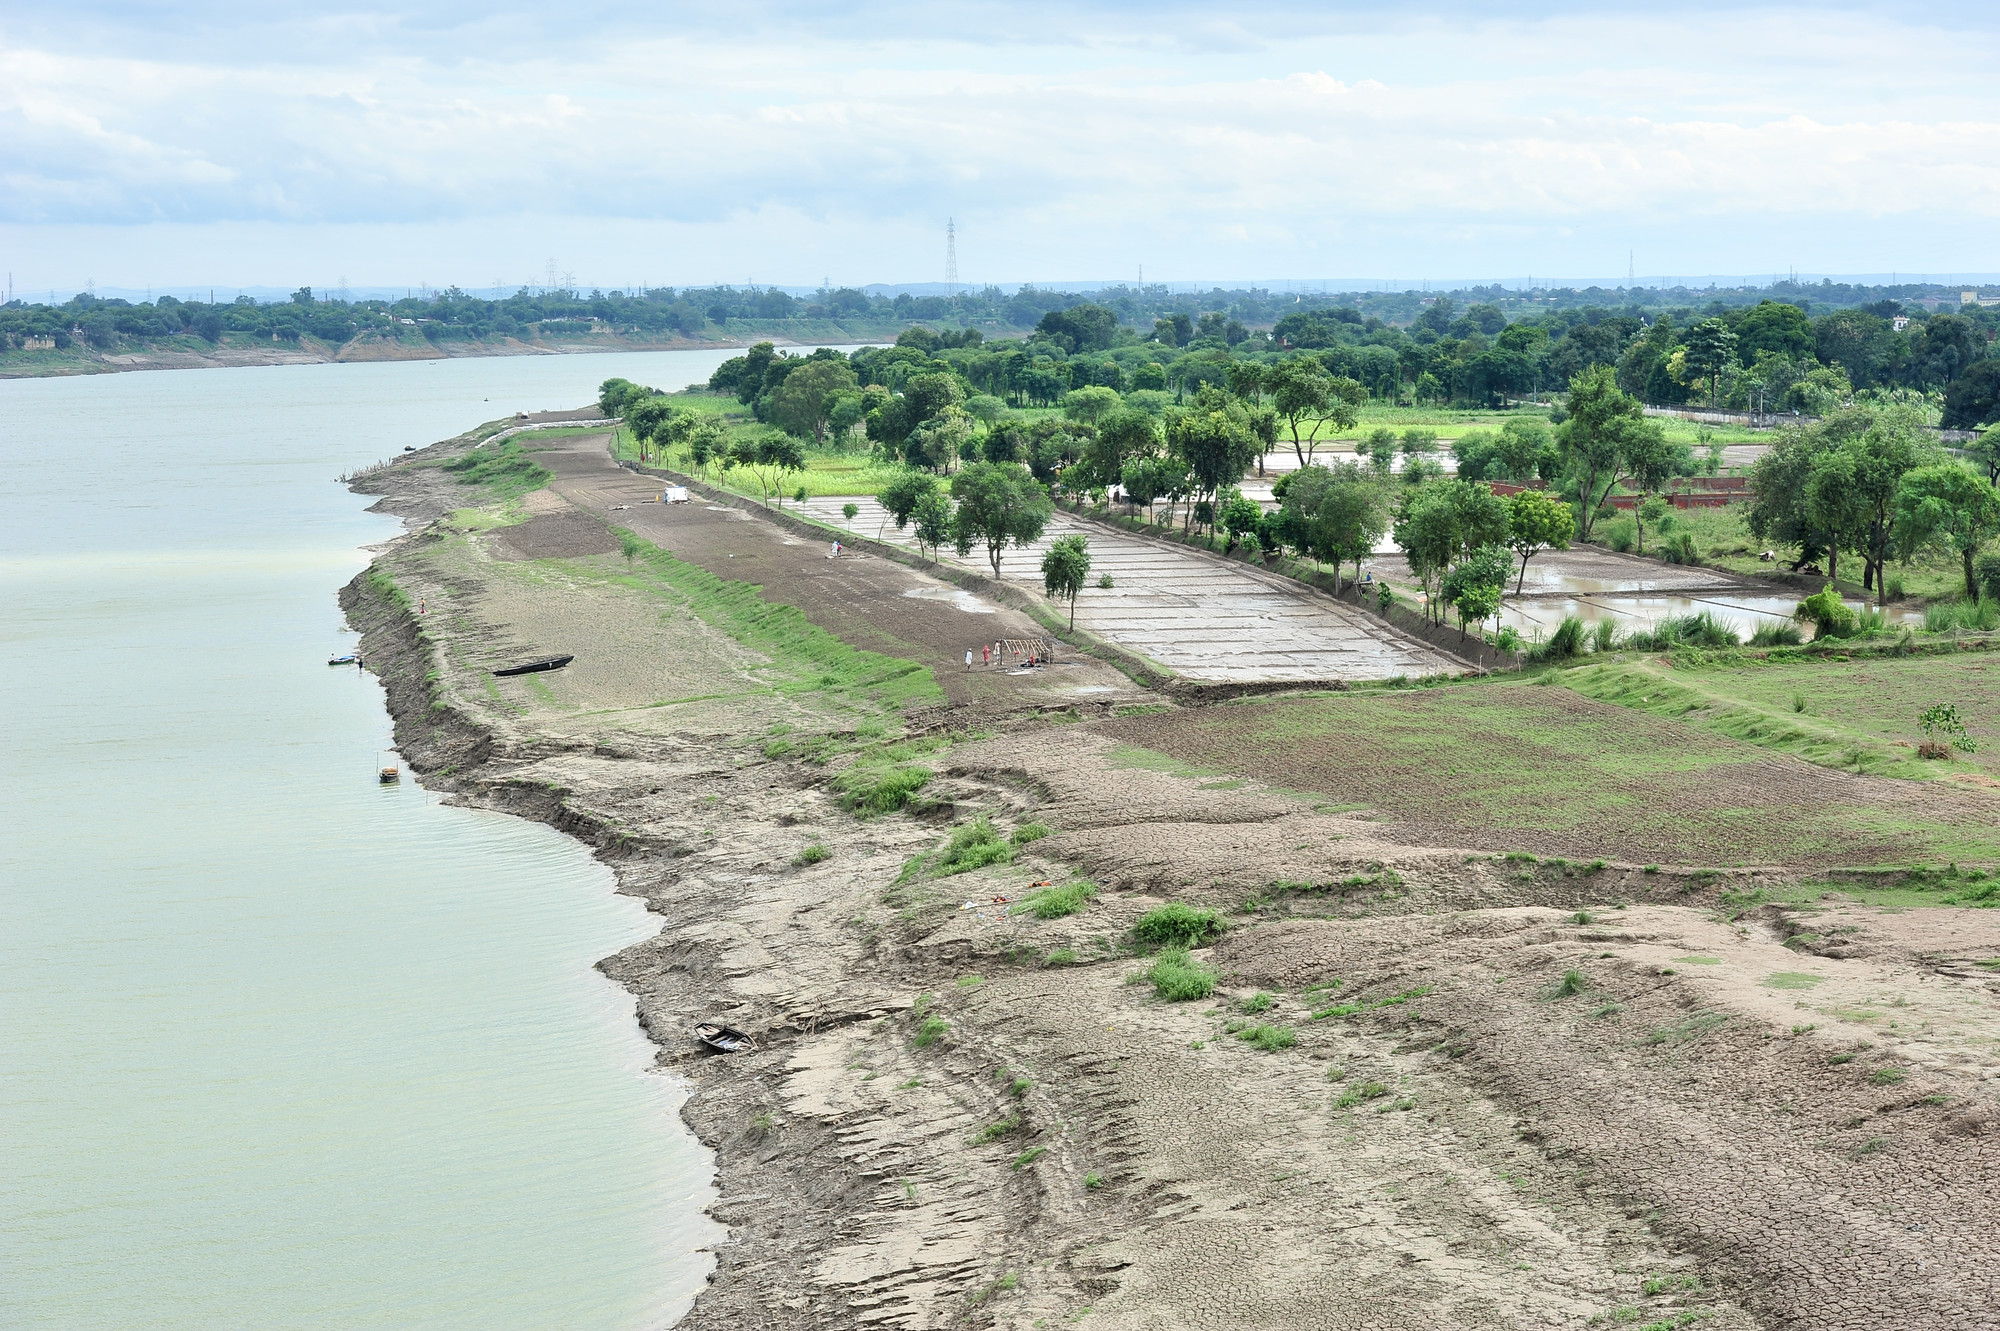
[694,1022,755,1054]
[492,654,574,677]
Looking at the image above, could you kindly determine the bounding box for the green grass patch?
[1335,1080,1391,1109]
[839,764,934,816]
[934,817,1014,875]
[1030,880,1099,919]
[1096,678,2000,867]
[1234,1023,1297,1051]
[571,529,942,717]
[1144,948,1219,1001]
[1762,971,1823,989]
[1132,903,1226,950]
[441,438,552,499]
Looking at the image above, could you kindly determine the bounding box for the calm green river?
[0,349,770,1329]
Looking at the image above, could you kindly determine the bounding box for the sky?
[4,1,1999,295]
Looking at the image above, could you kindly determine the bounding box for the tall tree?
[1623,430,1695,555]
[951,462,1054,577]
[1897,463,2000,600]
[1266,357,1334,464]
[1681,319,1740,407]
[1558,365,1660,540]
[1505,489,1575,596]
[1166,386,1257,531]
[1040,534,1093,627]
[767,358,858,444]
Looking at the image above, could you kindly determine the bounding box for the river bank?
[345,421,2000,1330]
[0,328,856,379]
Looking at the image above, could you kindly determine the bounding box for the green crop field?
[1095,678,2000,868]
[1560,653,2000,783]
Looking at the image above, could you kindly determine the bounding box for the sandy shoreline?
[341,422,2000,1330]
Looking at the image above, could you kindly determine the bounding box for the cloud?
[2,2,1997,284]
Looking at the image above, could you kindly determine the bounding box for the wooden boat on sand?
[492,654,574,677]
[694,1022,755,1053]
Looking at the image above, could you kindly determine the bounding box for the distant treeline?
[698,291,2000,429]
[5,279,1997,425]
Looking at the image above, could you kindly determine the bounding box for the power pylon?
[946,219,958,308]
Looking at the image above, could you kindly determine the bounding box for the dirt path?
[527,429,1144,712]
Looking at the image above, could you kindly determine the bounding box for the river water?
[0,349,788,1329]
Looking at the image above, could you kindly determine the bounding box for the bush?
[1925,598,2000,634]
[935,817,1014,875]
[838,764,933,816]
[1030,880,1098,919]
[1133,903,1226,950]
[1591,619,1617,653]
[1978,553,2000,604]
[1531,614,1587,661]
[1145,947,1219,1001]
[1011,821,1053,846]
[1794,586,1856,640]
[1602,516,1636,553]
[792,842,830,866]
[1657,531,1700,565]
[1749,621,1805,647]
[1634,610,1739,650]
[913,1016,950,1047]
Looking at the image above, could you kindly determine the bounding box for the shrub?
[1635,610,1738,650]
[1532,614,1587,661]
[1657,531,1700,565]
[1794,586,1856,640]
[838,764,933,815]
[1750,621,1805,647]
[935,817,1014,875]
[1097,573,1114,588]
[1602,516,1636,553]
[792,842,830,866]
[1868,1067,1907,1085]
[1377,583,1396,612]
[1494,625,1524,653]
[1591,619,1617,653]
[1978,552,2000,604]
[913,1016,949,1047]
[1555,968,1588,997]
[1030,880,1098,919]
[1133,903,1226,950]
[1145,948,1219,1001]
[1240,991,1275,1014]
[1083,1171,1105,1189]
[1042,947,1077,966]
[1924,598,2000,634]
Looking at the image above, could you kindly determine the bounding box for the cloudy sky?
[4,1,1998,293]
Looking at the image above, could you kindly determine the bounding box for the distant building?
[1893,316,1911,331]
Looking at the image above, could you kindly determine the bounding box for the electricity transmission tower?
[945,218,958,311]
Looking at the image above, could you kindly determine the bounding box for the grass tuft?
[1132,903,1226,950]
[1145,947,1219,1001]
[1030,880,1099,919]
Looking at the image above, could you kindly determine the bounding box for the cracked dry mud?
[345,427,2000,1330]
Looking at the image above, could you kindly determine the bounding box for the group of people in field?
[966,639,1051,670]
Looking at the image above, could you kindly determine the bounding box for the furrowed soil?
[346,423,2000,1331]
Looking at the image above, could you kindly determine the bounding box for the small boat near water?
[493,654,574,677]
[694,1022,755,1054]
[328,653,359,666]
